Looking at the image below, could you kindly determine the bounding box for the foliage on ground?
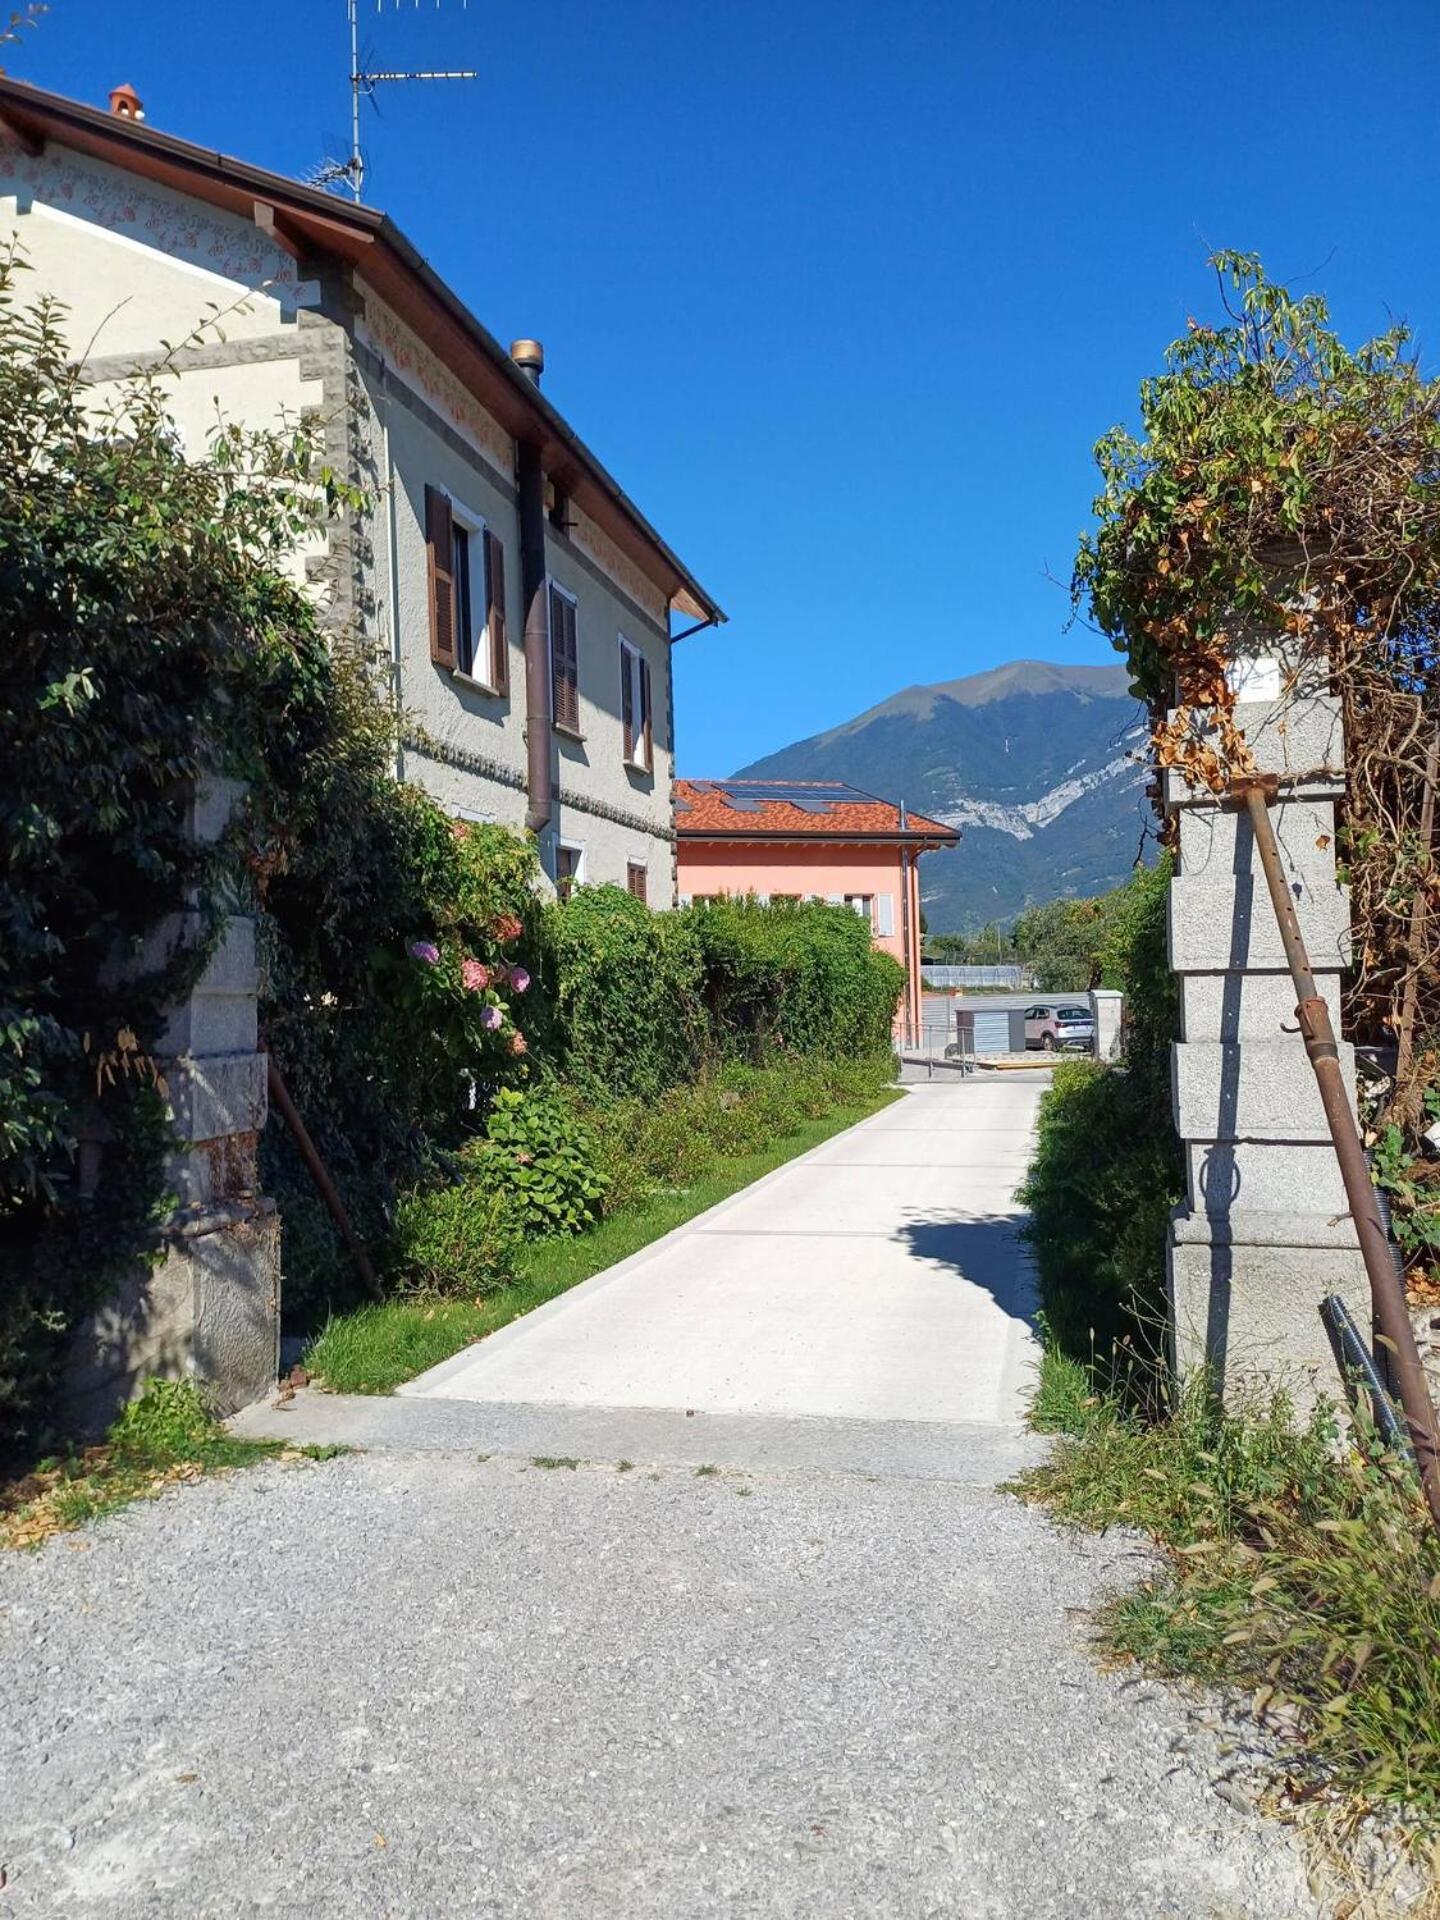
[472,1087,610,1237]
[304,1055,899,1394]
[387,1178,525,1298]
[1020,1347,1440,1838]
[0,1379,337,1550]
[1018,860,1181,1365]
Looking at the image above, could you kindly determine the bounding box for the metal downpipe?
[517,439,552,837]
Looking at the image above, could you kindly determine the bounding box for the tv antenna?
[313,0,478,202]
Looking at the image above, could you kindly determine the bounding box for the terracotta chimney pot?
[108,84,144,121]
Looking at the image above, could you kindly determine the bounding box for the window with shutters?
[554,842,583,902]
[626,861,647,903]
[619,637,653,772]
[425,484,456,670]
[426,488,508,694]
[549,584,581,734]
[451,517,476,675]
[844,894,875,925]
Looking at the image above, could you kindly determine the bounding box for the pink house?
[674,779,960,1042]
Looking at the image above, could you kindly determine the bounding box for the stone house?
[0,74,724,903]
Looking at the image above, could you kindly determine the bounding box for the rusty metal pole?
[1237,775,1440,1530]
[265,1054,383,1303]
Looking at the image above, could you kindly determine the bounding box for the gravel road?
[1,1445,1321,1919]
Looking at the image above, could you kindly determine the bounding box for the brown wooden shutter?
[550,587,579,732]
[548,585,561,723]
[621,641,634,760]
[639,656,652,767]
[484,528,508,693]
[425,485,456,669]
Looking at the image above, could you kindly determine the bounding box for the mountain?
[732,660,1152,932]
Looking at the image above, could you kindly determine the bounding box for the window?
[626,861,647,903]
[550,585,580,733]
[554,842,582,902]
[844,894,874,925]
[424,486,507,693]
[451,519,474,672]
[619,637,653,770]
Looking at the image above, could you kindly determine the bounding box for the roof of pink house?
[675,779,959,847]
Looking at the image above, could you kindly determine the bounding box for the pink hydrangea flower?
[479,1004,503,1031]
[509,966,531,995]
[510,1030,528,1056]
[461,958,491,992]
[493,913,523,945]
[408,940,440,966]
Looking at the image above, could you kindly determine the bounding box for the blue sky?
[14,0,1440,772]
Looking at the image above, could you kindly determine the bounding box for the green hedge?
[538,884,705,1103]
[537,888,905,1100]
[688,895,905,1061]
[1018,859,1182,1370]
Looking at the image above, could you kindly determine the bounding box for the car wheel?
[1041,1033,1056,1052]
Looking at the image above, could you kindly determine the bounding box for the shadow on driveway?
[897,1212,1039,1331]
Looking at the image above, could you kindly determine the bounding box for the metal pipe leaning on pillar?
[265,1054,383,1303]
[516,437,552,838]
[1234,773,1440,1534]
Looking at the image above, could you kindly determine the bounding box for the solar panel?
[706,781,877,811]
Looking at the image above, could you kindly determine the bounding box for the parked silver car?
[1023,1003,1095,1053]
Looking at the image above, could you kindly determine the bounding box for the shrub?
[475,1087,609,1237]
[1021,1358,1440,1835]
[689,897,904,1060]
[541,885,706,1102]
[389,1178,523,1297]
[575,1051,897,1213]
[1018,858,1181,1373]
[259,779,543,1320]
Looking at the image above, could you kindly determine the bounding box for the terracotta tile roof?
[675,779,958,844]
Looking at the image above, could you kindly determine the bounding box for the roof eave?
[676,828,961,848]
[0,75,724,630]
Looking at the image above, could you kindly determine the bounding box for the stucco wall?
[353,279,677,898]
[1,132,328,593]
[677,840,906,956]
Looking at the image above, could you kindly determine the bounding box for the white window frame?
[553,838,585,900]
[619,634,652,772]
[844,894,874,924]
[445,492,500,693]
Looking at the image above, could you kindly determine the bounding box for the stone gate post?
[1166,687,1370,1406]
[64,778,280,1430]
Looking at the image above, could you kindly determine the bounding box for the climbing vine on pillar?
[1073,252,1440,1063]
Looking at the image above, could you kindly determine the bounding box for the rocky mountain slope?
[732,660,1151,931]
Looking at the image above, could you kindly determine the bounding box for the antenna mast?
[323,0,477,202]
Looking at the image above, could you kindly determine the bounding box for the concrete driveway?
[2,1074,1322,1918]
[401,1076,1043,1434]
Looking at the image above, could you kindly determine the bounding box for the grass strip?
[1,1380,345,1551]
[304,1086,901,1396]
[1017,1344,1440,1841]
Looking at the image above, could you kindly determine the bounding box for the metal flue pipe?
[1235,774,1440,1531]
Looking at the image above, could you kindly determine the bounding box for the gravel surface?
[1,1447,1321,1919]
